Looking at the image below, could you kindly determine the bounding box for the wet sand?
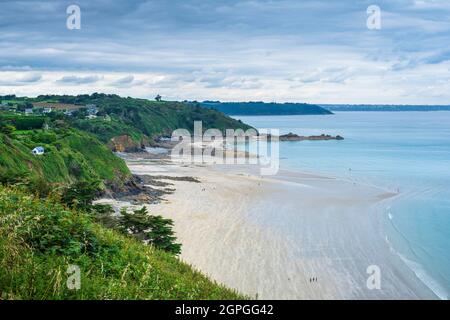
[98,158,437,299]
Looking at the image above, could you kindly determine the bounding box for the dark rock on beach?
[103,175,166,204]
[104,173,200,205]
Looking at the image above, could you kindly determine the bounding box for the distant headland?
[322,104,450,112]
[200,101,332,116]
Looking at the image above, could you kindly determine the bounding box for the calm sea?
[235,111,450,299]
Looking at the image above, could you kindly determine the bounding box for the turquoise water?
[236,112,450,299]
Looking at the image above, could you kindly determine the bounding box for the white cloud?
[1,0,450,104]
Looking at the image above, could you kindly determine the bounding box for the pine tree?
[119,207,181,255]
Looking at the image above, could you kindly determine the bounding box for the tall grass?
[0,187,243,300]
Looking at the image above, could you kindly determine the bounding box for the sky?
[1,0,450,104]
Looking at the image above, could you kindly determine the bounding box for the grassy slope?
[0,129,130,186]
[3,94,255,146]
[0,188,242,299]
[1,95,255,183]
[0,94,254,299]
[60,95,254,142]
[73,117,144,144]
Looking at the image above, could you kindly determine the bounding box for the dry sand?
[99,158,437,299]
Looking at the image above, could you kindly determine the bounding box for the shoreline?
[99,153,438,299]
[383,201,449,300]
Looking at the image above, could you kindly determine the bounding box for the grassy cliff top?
[2,94,254,142]
[0,128,131,186]
[0,187,244,299]
[0,94,254,299]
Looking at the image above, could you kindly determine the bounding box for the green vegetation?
[118,207,182,255]
[0,114,45,130]
[73,117,144,144]
[0,93,254,299]
[0,187,242,299]
[0,128,130,187]
[58,180,182,255]
[60,179,102,210]
[32,94,254,143]
[73,97,254,147]
[201,101,333,115]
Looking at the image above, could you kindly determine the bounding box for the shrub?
[31,131,57,144]
[61,179,101,210]
[0,189,99,257]
[12,116,45,130]
[118,206,181,255]
[91,203,117,228]
[26,176,54,198]
[0,170,28,186]
[0,124,16,135]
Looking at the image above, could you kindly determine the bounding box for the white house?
[32,146,45,155]
[25,108,33,115]
[42,107,53,114]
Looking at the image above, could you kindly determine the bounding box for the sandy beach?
[98,155,438,299]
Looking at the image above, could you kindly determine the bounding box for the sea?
[235,111,450,300]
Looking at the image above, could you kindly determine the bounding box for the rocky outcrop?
[273,132,344,141]
[107,135,146,152]
[104,175,165,205]
[104,174,200,205]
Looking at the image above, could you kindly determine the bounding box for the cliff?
[0,128,131,187]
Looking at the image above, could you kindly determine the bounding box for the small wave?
[386,206,394,220]
[398,253,449,300]
[383,204,448,300]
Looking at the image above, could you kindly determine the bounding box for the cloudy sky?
[1,0,450,104]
